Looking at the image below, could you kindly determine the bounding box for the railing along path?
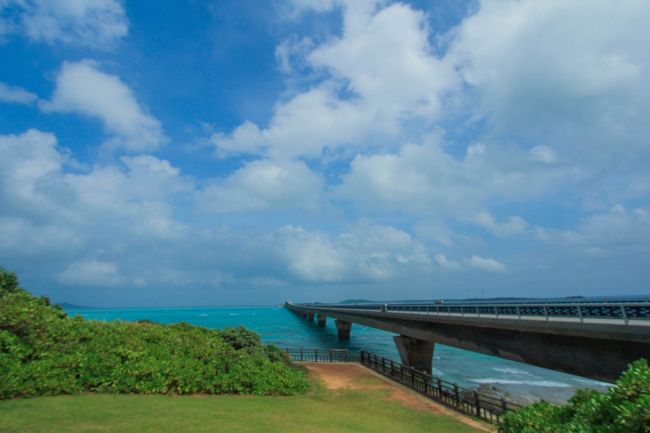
[285,348,521,423]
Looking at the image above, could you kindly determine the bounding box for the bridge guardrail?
[295,301,650,324]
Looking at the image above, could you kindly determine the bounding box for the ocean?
[66,305,611,403]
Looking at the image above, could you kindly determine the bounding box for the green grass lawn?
[0,376,484,433]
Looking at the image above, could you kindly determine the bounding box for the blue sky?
[1,0,649,307]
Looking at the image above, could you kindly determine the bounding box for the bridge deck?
[285,300,650,382]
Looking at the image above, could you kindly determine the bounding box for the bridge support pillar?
[335,319,352,340]
[306,313,314,322]
[393,335,434,374]
[317,314,327,327]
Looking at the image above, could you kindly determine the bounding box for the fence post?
[315,348,318,362]
[474,391,481,418]
[437,378,442,398]
[300,348,304,361]
[501,398,507,414]
[454,384,460,407]
[621,305,629,325]
[329,349,332,362]
[344,349,348,362]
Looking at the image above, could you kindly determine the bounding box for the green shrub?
[0,268,308,399]
[0,267,19,293]
[499,360,650,433]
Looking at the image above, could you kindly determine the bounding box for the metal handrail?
[359,350,522,423]
[284,348,354,362]
[284,347,523,423]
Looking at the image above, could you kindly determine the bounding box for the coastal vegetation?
[499,359,650,433]
[0,268,307,399]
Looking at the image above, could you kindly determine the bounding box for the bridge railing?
[294,301,650,324]
[360,351,523,423]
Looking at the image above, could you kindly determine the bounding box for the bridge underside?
[286,304,650,383]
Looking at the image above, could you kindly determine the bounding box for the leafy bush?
[0,268,308,399]
[499,360,650,433]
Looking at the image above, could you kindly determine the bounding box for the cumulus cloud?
[58,259,121,286]
[275,221,430,283]
[537,205,650,255]
[449,0,650,167]
[470,212,528,237]
[528,146,557,164]
[198,159,323,213]
[466,255,506,273]
[337,141,573,216]
[0,0,127,47]
[40,61,165,152]
[212,0,458,159]
[434,254,460,270]
[0,82,37,104]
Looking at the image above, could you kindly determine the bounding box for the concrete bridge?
[285,300,650,383]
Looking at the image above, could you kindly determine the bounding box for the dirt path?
[304,363,496,433]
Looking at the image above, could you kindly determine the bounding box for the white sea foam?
[229,313,241,316]
[493,367,533,376]
[471,378,572,388]
[198,314,208,317]
[573,378,610,387]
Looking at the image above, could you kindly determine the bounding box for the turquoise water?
[67,305,609,403]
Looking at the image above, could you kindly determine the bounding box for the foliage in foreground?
[0,268,308,399]
[499,359,650,433]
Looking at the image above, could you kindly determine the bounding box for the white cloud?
[213,1,458,159]
[277,226,345,282]
[0,129,72,221]
[537,205,650,255]
[528,146,557,164]
[337,141,571,216]
[58,259,121,286]
[275,221,429,283]
[0,0,127,47]
[471,211,527,237]
[449,0,650,167]
[434,254,460,270]
[0,82,37,104]
[465,143,485,158]
[197,159,323,213]
[466,255,506,273]
[40,61,165,152]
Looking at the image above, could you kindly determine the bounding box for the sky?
[0,0,649,307]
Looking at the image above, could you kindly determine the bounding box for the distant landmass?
[57,302,96,310]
